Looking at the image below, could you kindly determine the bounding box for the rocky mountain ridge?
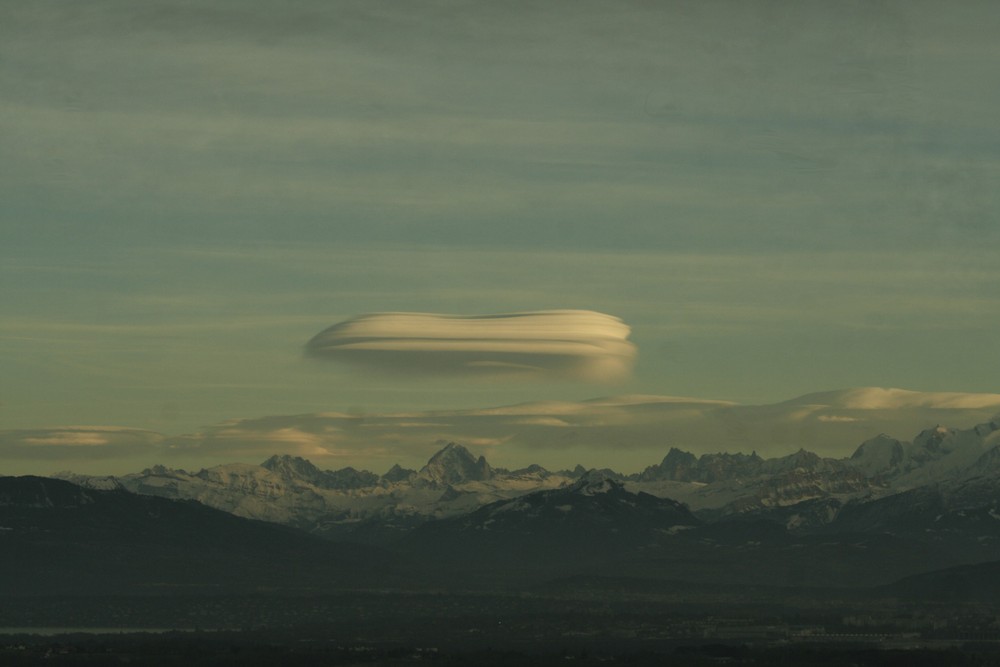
[17,412,1000,592]
[56,414,1000,543]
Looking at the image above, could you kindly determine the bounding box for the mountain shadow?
[400,473,700,586]
[0,476,397,596]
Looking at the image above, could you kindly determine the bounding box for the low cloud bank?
[0,427,163,460]
[825,387,1000,411]
[305,310,637,382]
[4,388,999,475]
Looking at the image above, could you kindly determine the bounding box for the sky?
[2,1,999,475]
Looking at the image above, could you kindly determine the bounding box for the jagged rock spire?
[420,442,494,485]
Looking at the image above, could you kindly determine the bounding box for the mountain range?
[54,411,1000,538]
[3,411,985,595]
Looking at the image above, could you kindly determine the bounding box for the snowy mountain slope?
[50,472,124,491]
[398,472,702,585]
[56,414,1000,545]
[418,441,493,485]
[261,454,379,489]
[398,470,980,590]
[890,417,1000,488]
[846,434,906,477]
[431,472,699,537]
[628,445,886,517]
[61,443,573,541]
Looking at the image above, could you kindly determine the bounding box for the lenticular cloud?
[305,310,637,382]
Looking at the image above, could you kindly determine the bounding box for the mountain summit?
[261,454,326,481]
[419,442,494,485]
[261,454,378,490]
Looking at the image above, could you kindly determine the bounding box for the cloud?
[0,427,163,460]
[792,387,1000,411]
[5,387,1000,475]
[161,418,399,465]
[305,310,637,382]
[144,387,1000,472]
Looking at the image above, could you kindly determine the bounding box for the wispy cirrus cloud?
[305,310,637,383]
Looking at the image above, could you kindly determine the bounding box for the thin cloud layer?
[799,387,1000,411]
[305,310,637,382]
[116,388,1000,472]
[3,388,1000,475]
[0,427,163,460]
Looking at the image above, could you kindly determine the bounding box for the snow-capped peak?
[848,434,904,475]
[260,455,378,490]
[419,442,494,485]
[568,470,623,496]
[261,454,322,479]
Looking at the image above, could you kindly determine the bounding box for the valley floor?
[4,591,1000,665]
